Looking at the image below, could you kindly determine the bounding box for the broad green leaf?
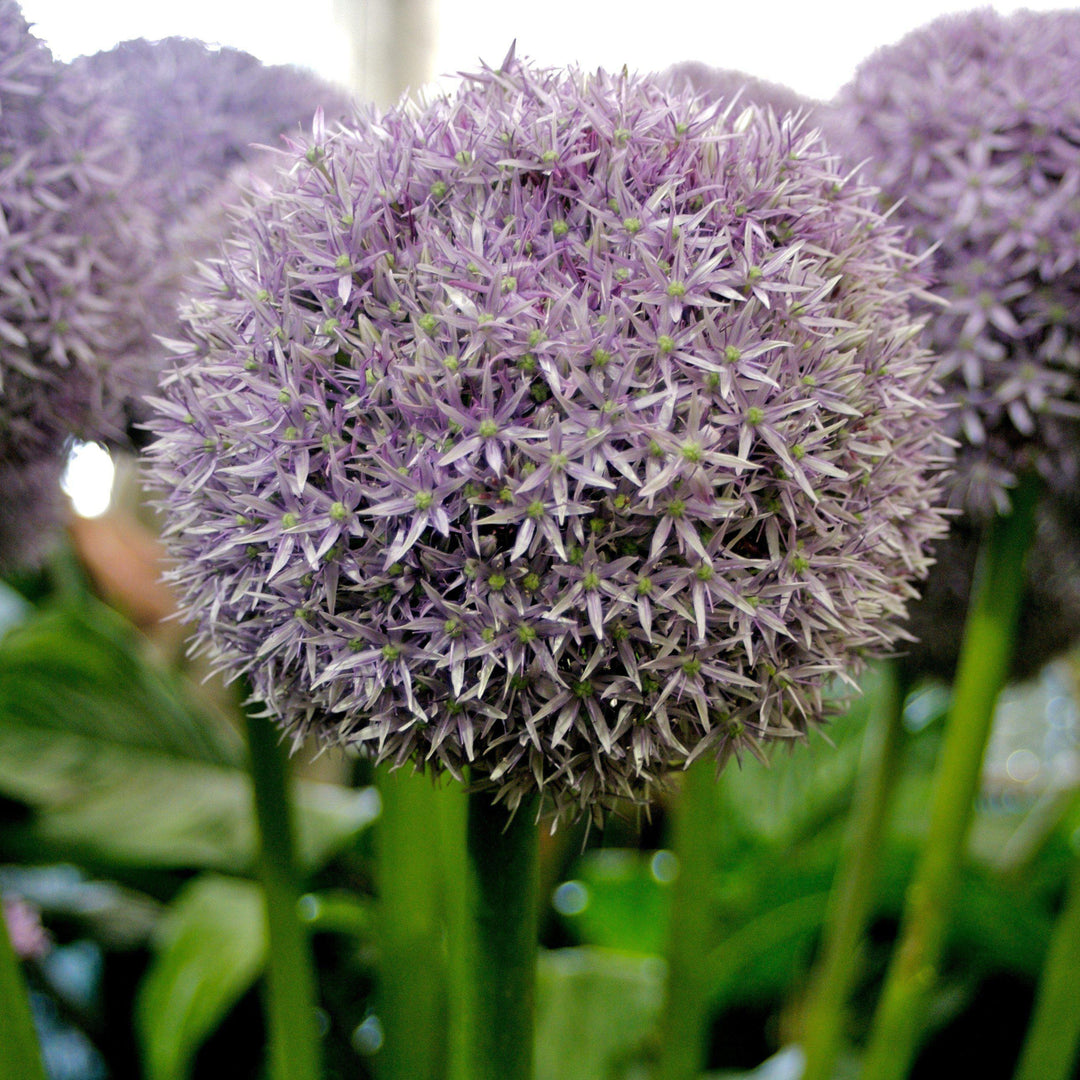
[535,947,663,1080]
[0,599,379,873]
[0,721,379,871]
[136,874,265,1080]
[0,599,240,766]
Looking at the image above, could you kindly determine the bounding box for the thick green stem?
[860,474,1041,1080]
[449,789,540,1080]
[800,664,908,1080]
[0,891,48,1080]
[656,757,721,1080]
[1013,849,1080,1080]
[246,711,322,1080]
[375,765,448,1080]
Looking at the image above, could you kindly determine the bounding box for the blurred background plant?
[2,3,1080,1080]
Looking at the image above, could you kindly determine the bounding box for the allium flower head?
[0,0,154,462]
[148,53,948,820]
[76,37,354,228]
[828,9,1080,517]
[75,37,355,420]
[664,62,813,118]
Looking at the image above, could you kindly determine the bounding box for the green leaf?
[136,874,266,1080]
[0,599,240,766]
[0,600,379,872]
[535,947,663,1080]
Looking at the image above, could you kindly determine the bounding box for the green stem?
[1013,849,1080,1080]
[375,765,449,1080]
[245,711,322,1080]
[860,474,1041,1080]
[657,757,721,1080]
[450,789,540,1080]
[0,891,48,1080]
[799,664,908,1080]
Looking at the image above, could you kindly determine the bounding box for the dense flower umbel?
[76,37,354,228]
[75,38,354,422]
[0,1,153,463]
[664,62,813,118]
[828,9,1080,517]
[148,56,948,820]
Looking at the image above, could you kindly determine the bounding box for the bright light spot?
[1006,748,1040,784]
[351,1014,384,1055]
[61,442,115,518]
[552,880,589,916]
[650,849,680,885]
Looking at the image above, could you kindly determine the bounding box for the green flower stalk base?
[375,765,450,1080]
[657,757,721,1080]
[451,789,540,1080]
[799,664,908,1080]
[0,890,48,1080]
[246,711,322,1080]
[1013,849,1080,1080]
[860,474,1041,1080]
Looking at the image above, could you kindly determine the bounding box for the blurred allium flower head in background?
[75,36,355,228]
[0,0,154,468]
[148,51,948,820]
[663,62,814,119]
[827,8,1080,518]
[74,37,355,422]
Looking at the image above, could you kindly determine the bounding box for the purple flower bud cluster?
[0,1,154,469]
[827,9,1080,518]
[148,55,948,820]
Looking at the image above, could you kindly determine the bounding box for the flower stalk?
[1013,849,1080,1080]
[860,473,1041,1080]
[245,710,322,1080]
[375,765,450,1080]
[0,891,47,1080]
[799,662,908,1080]
[451,789,540,1080]
[657,757,723,1080]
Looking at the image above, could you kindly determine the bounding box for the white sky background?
[21,0,1078,102]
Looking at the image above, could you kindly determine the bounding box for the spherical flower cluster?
[827,9,1080,518]
[76,37,354,228]
[664,62,812,118]
[75,37,355,423]
[0,1,153,468]
[148,56,948,819]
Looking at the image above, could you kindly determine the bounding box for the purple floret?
[148,53,949,821]
[828,8,1080,518]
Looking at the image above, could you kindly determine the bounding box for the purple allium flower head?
[74,37,355,421]
[663,62,813,119]
[148,53,948,821]
[827,8,1080,518]
[0,0,155,463]
[75,37,354,229]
